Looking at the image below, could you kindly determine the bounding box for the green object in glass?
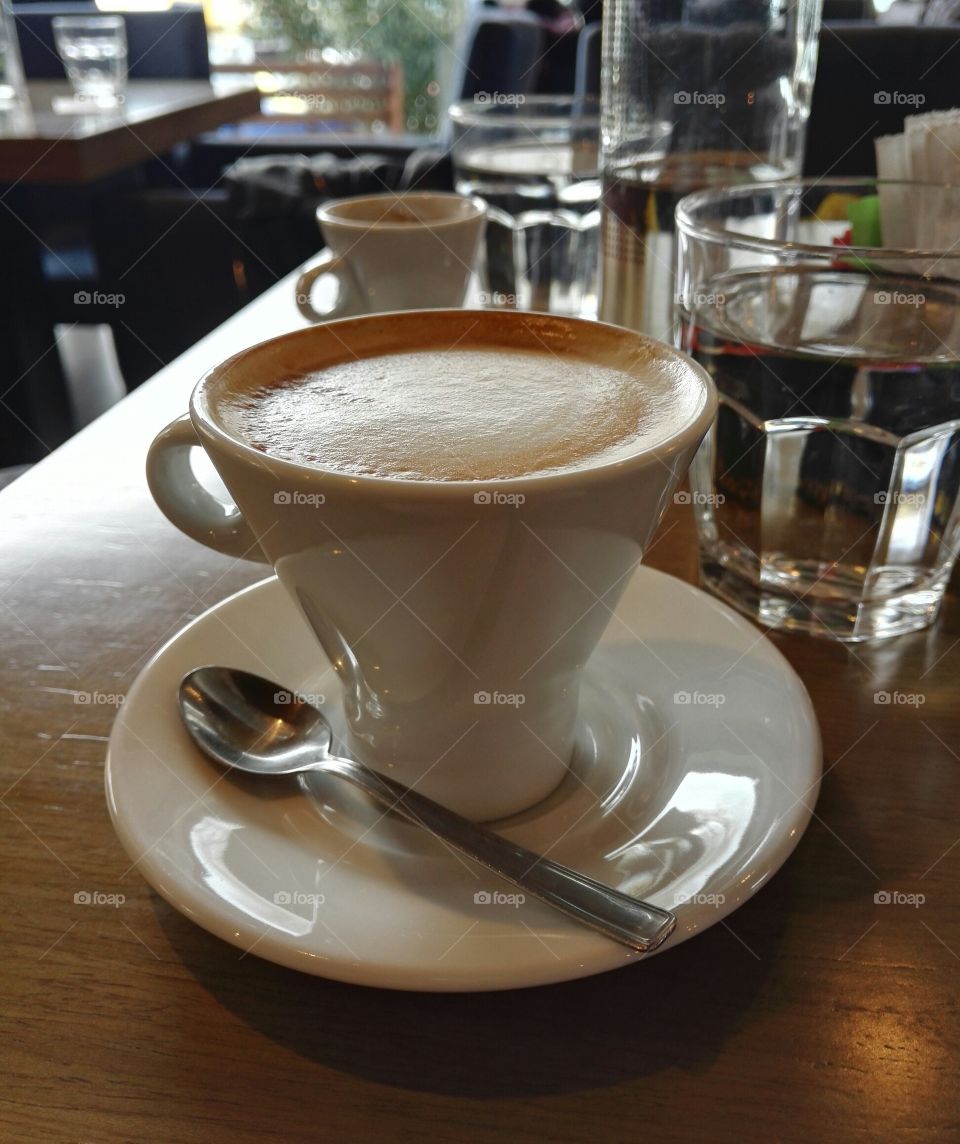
[847,194,883,248]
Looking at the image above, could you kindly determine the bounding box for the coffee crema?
[219,345,695,481]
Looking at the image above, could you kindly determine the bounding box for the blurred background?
[1,0,958,472]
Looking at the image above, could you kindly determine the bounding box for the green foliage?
[250,0,467,134]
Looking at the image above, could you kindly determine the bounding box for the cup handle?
[295,250,362,322]
[146,415,270,564]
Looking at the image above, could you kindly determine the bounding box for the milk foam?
[220,346,692,481]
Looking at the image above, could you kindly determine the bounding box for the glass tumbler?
[53,15,127,106]
[449,95,600,318]
[0,0,26,107]
[676,179,960,642]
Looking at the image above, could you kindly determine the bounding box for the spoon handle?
[320,756,676,953]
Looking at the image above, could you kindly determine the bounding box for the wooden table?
[1,277,958,1143]
[0,79,260,183]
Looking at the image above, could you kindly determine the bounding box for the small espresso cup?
[146,310,716,821]
[295,192,485,322]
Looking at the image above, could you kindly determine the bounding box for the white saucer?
[106,568,821,992]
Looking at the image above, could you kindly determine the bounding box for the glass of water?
[449,95,600,318]
[53,15,127,107]
[676,179,960,642]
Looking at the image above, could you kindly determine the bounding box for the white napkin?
[874,110,960,275]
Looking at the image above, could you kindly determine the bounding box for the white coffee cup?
[146,309,716,820]
[295,192,486,322]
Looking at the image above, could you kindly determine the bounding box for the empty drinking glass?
[53,15,127,106]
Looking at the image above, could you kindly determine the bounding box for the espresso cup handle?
[146,415,270,564]
[295,250,362,322]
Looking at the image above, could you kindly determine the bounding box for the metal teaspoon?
[178,666,677,953]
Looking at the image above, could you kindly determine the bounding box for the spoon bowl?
[180,668,332,775]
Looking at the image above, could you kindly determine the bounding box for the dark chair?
[821,0,872,18]
[575,20,795,104]
[220,152,408,304]
[0,194,75,464]
[804,23,960,176]
[90,187,238,389]
[525,0,584,94]
[14,3,210,81]
[452,10,547,104]
[573,21,960,176]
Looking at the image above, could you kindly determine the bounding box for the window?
[205,0,469,138]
